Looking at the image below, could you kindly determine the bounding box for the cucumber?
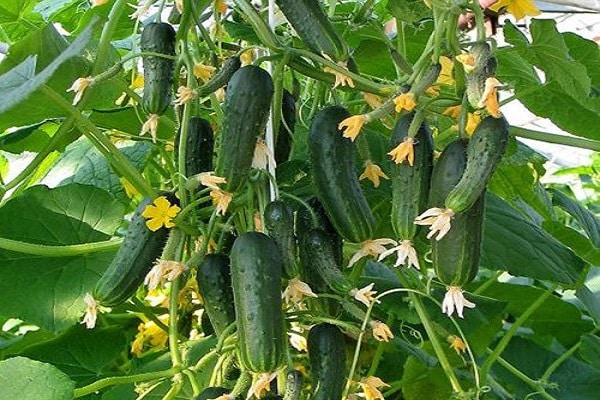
[296,197,343,267]
[307,323,347,400]
[274,0,348,62]
[299,228,353,295]
[174,117,214,178]
[215,65,274,192]
[264,200,299,279]
[197,55,242,97]
[196,387,231,400]
[444,115,509,213]
[195,254,236,337]
[93,193,177,307]
[390,112,434,240]
[275,89,296,165]
[309,106,375,243]
[428,140,482,287]
[284,370,302,400]
[141,22,176,116]
[230,232,285,373]
[465,42,496,108]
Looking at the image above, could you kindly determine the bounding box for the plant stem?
[232,0,281,51]
[93,0,129,75]
[492,352,559,400]
[0,237,122,257]
[73,368,177,397]
[510,126,600,152]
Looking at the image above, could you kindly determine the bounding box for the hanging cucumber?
[230,232,285,373]
[309,106,375,243]
[390,112,434,240]
[195,254,236,337]
[174,117,214,178]
[215,65,274,192]
[141,22,176,116]
[283,370,302,400]
[264,200,299,279]
[275,89,296,164]
[307,323,347,400]
[197,55,242,97]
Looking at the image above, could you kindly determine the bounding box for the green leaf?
[0,0,44,41]
[0,356,74,400]
[579,333,600,371]
[0,184,124,332]
[41,137,153,204]
[33,0,77,20]
[549,188,600,247]
[482,193,585,286]
[353,39,397,80]
[89,107,175,141]
[542,221,600,266]
[576,285,600,326]
[0,121,57,153]
[385,0,431,25]
[563,32,600,90]
[496,47,541,89]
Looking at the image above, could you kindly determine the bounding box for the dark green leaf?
[482,193,585,286]
[0,356,74,400]
[0,121,56,153]
[496,47,541,89]
[550,188,600,247]
[579,334,600,371]
[563,32,600,89]
[542,221,600,265]
[353,39,397,80]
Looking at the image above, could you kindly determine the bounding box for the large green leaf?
[482,193,585,286]
[0,184,124,332]
[542,221,600,266]
[549,188,600,247]
[579,333,600,371]
[0,0,44,41]
[0,356,74,400]
[563,32,600,90]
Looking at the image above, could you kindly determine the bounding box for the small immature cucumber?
[274,0,348,62]
[444,115,509,213]
[264,200,299,279]
[465,41,496,108]
[215,65,274,193]
[275,89,296,164]
[284,369,302,400]
[390,112,434,240]
[308,323,347,400]
[141,22,176,116]
[309,106,375,243]
[196,387,232,400]
[174,117,214,178]
[230,232,285,373]
[195,254,236,337]
[197,56,242,97]
[93,193,177,307]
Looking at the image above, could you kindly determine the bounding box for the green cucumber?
[275,89,296,165]
[215,65,274,192]
[175,117,214,178]
[264,200,299,279]
[141,22,176,116]
[93,193,177,307]
[284,370,302,400]
[429,140,482,287]
[307,323,347,400]
[296,197,343,267]
[195,254,236,337]
[197,56,242,97]
[390,112,434,240]
[274,0,348,62]
[309,106,375,243]
[444,115,509,213]
[465,42,496,108]
[230,232,285,373]
[196,387,231,400]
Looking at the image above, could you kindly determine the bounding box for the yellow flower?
[388,137,415,166]
[456,53,476,73]
[370,320,394,342]
[491,0,541,21]
[144,260,187,290]
[193,63,216,82]
[188,171,227,191]
[288,331,308,352]
[323,55,355,89]
[240,49,254,66]
[363,92,383,109]
[443,105,461,119]
[359,160,389,188]
[393,92,416,112]
[141,196,181,231]
[251,138,276,170]
[131,315,169,357]
[378,239,420,269]
[414,207,455,240]
[174,86,198,106]
[282,277,318,305]
[141,114,159,143]
[215,0,227,15]
[338,115,367,142]
[120,177,138,198]
[67,76,94,105]
[91,0,110,7]
[466,112,482,136]
[350,283,380,307]
[479,77,501,117]
[448,335,468,355]
[81,293,98,329]
[358,376,390,400]
[348,238,397,268]
[175,0,183,12]
[210,189,233,216]
[442,286,476,318]
[437,56,455,86]
[425,85,440,97]
[247,372,278,399]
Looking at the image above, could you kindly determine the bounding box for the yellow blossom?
[448,335,468,354]
[443,105,461,119]
[466,112,482,136]
[348,238,397,268]
[131,315,169,357]
[247,372,278,399]
[240,50,254,66]
[67,76,94,105]
[359,160,389,188]
[141,114,159,143]
[141,196,181,231]
[120,177,138,198]
[210,189,233,216]
[479,77,501,117]
[174,86,198,106]
[288,332,308,352]
[81,293,98,329]
[338,115,367,142]
[388,137,415,166]
[193,63,216,82]
[363,92,383,109]
[456,53,476,73]
[437,56,455,86]
[358,376,390,400]
[350,283,380,307]
[282,277,318,305]
[175,0,183,12]
[425,85,440,97]
[215,0,227,15]
[251,138,275,170]
[145,288,169,307]
[370,320,394,342]
[144,260,186,290]
[393,92,416,112]
[323,55,355,89]
[189,171,227,190]
[91,0,110,7]
[442,286,476,318]
[414,207,455,240]
[491,0,540,21]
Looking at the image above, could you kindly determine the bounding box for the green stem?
[231,0,281,51]
[480,284,557,383]
[541,330,596,382]
[492,352,559,400]
[510,126,600,152]
[93,0,129,74]
[353,0,375,22]
[469,2,487,42]
[0,237,122,257]
[73,368,178,397]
